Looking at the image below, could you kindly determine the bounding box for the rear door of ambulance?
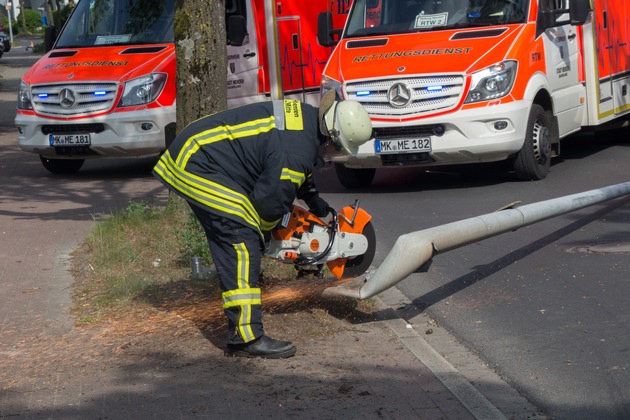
[540,0,582,136]
[227,0,262,105]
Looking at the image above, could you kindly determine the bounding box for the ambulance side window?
[226,0,249,46]
[540,0,568,10]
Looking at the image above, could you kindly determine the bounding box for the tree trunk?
[19,0,28,34]
[54,0,63,29]
[46,0,54,29]
[174,0,227,133]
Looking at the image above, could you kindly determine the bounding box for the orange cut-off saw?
[265,200,376,279]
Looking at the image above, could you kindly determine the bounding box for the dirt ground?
[3,274,468,419]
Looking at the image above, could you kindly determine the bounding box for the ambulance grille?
[345,75,465,118]
[30,83,119,116]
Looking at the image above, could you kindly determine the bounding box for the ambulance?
[316,0,621,189]
[15,0,346,174]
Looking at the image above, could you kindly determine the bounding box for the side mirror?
[569,0,591,26]
[227,15,247,47]
[537,0,591,35]
[317,12,335,47]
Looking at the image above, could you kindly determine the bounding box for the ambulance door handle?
[244,52,256,59]
[568,33,576,41]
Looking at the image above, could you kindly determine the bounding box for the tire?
[513,104,552,181]
[334,163,375,189]
[40,156,85,174]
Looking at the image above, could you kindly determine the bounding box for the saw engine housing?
[265,201,375,279]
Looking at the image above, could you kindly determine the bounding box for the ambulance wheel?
[40,156,85,174]
[513,104,551,180]
[334,163,375,189]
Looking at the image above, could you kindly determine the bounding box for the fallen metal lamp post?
[324,182,630,300]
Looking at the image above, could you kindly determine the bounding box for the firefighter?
[152,91,372,358]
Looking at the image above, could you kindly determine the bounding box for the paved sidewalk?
[0,132,545,419]
[0,44,545,419]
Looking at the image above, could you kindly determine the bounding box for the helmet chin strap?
[327,106,341,147]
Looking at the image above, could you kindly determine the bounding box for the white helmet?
[319,91,372,156]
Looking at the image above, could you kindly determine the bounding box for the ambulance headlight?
[320,75,343,100]
[465,61,517,103]
[118,73,168,107]
[17,82,33,110]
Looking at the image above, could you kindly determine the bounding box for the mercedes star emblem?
[59,88,76,108]
[387,83,412,108]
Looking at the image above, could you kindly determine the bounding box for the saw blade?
[341,221,376,279]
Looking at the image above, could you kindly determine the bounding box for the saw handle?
[296,208,337,266]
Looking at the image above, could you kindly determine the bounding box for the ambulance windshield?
[55,0,174,48]
[345,0,529,37]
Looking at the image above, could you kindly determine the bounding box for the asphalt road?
[315,132,630,419]
[3,37,629,420]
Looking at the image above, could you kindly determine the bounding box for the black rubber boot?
[227,336,296,359]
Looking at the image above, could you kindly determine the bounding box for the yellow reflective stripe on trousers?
[223,243,259,342]
[280,168,306,186]
[154,151,261,229]
[222,287,262,307]
[177,117,276,168]
[234,242,250,290]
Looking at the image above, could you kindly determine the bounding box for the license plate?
[49,134,91,147]
[375,137,431,154]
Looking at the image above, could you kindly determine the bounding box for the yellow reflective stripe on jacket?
[280,168,306,186]
[260,217,280,232]
[177,116,276,168]
[222,288,262,307]
[154,151,260,229]
[283,100,304,130]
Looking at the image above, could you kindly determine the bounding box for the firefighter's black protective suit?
[153,99,328,345]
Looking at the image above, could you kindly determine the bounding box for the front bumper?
[15,106,176,159]
[330,100,531,169]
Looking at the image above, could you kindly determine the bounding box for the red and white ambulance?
[226,0,350,108]
[15,0,346,173]
[317,0,625,189]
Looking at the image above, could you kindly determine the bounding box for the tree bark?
[174,0,227,133]
[19,0,27,34]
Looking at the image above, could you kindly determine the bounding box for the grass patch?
[72,196,202,323]
[71,196,375,330]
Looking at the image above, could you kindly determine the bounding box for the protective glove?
[306,196,330,218]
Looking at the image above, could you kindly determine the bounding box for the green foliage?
[18,9,46,34]
[176,208,212,266]
[77,199,186,313]
[1,14,17,35]
[33,42,46,53]
[52,4,75,29]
